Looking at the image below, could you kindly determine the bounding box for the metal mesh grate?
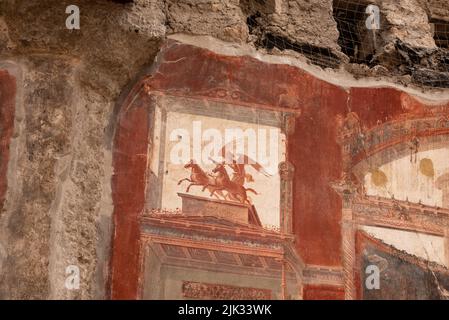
[244,0,449,88]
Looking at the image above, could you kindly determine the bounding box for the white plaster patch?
[362,225,447,267]
[364,148,449,207]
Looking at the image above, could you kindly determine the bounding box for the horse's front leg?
[202,183,212,192]
[227,192,239,202]
[209,186,224,197]
[214,190,223,199]
[178,178,191,185]
[209,187,218,197]
[238,192,247,204]
[186,183,199,193]
[205,185,215,196]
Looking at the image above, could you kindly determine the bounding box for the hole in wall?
[333,0,376,64]
[242,0,341,69]
[247,12,262,34]
[240,0,276,15]
[430,19,449,49]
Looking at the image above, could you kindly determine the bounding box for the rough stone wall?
[268,0,340,51]
[333,0,449,87]
[165,0,249,43]
[428,0,449,21]
[381,0,435,48]
[0,0,165,299]
[246,0,342,53]
[0,0,448,300]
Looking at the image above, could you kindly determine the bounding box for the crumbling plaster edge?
[0,60,25,282]
[168,33,449,104]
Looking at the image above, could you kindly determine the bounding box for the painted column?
[280,112,297,235]
[341,196,356,300]
[436,173,449,208]
[436,173,449,268]
[331,111,364,299]
[332,181,357,300]
[281,259,287,300]
[444,228,449,269]
[279,161,295,234]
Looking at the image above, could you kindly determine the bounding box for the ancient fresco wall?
[0,66,16,291]
[357,232,449,300]
[110,40,449,300]
[0,0,165,300]
[0,67,15,213]
[1,0,449,300]
[147,96,286,228]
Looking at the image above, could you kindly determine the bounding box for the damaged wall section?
[431,19,449,48]
[331,0,449,88]
[1,0,449,301]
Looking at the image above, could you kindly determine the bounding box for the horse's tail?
[245,188,258,195]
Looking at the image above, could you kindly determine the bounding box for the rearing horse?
[203,163,258,204]
[178,160,226,199]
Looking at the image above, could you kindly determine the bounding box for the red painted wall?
[0,69,16,212]
[110,90,151,299]
[303,284,345,300]
[110,41,449,299]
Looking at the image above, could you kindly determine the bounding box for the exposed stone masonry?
[1,0,449,299]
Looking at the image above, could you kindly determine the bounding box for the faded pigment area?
[1,0,449,300]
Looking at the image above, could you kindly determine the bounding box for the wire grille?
[244,0,449,88]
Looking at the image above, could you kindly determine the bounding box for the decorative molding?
[341,218,356,300]
[303,265,344,286]
[279,161,295,233]
[352,196,449,237]
[143,88,303,114]
[444,229,449,268]
[182,281,272,300]
[330,179,358,209]
[341,115,449,165]
[330,177,357,300]
[279,161,295,181]
[283,113,300,136]
[140,214,293,243]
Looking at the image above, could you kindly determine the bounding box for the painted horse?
[178,160,226,199]
[203,163,258,204]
